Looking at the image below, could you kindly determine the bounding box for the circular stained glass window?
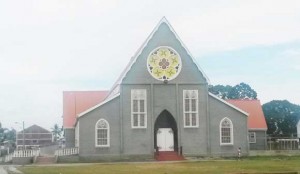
[147,46,182,81]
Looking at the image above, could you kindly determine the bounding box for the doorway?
[154,110,178,152]
[157,128,174,151]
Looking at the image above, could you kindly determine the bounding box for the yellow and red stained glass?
[147,47,181,81]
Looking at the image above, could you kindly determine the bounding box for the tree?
[208,85,232,99]
[0,122,16,144]
[51,124,63,142]
[0,122,4,143]
[228,83,257,100]
[5,129,16,143]
[263,100,300,137]
[208,82,257,100]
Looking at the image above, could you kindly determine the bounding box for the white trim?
[248,132,256,143]
[183,90,199,128]
[248,128,267,131]
[95,119,110,147]
[77,93,120,117]
[209,93,249,116]
[63,127,75,129]
[131,89,147,129]
[220,117,234,145]
[106,17,210,100]
[75,121,79,148]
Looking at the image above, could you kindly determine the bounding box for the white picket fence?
[0,153,13,163]
[13,149,40,157]
[0,149,40,163]
[55,147,79,156]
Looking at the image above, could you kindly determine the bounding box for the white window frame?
[131,89,147,128]
[220,117,234,145]
[248,132,256,143]
[183,90,199,128]
[95,119,110,147]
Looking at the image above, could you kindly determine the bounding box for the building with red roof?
[227,99,268,150]
[63,91,108,147]
[61,18,267,161]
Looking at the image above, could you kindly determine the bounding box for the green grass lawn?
[20,157,300,174]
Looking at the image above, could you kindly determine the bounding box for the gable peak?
[106,17,210,99]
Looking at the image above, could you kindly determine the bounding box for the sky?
[0,0,299,131]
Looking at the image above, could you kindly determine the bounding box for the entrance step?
[155,151,185,161]
[35,156,56,164]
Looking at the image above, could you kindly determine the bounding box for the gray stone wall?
[178,85,208,156]
[64,128,75,148]
[121,84,210,156]
[121,85,152,155]
[209,95,249,157]
[249,130,267,150]
[78,97,120,157]
[12,157,32,165]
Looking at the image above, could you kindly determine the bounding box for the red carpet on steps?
[155,151,185,161]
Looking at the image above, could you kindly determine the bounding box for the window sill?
[95,145,110,148]
[183,126,199,128]
[131,127,147,129]
[220,143,233,146]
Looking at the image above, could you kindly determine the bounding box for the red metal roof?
[226,99,268,130]
[63,91,109,128]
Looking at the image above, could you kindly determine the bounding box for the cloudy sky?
[0,0,299,130]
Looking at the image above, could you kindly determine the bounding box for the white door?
[156,128,174,151]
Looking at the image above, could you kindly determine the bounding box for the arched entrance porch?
[154,110,178,152]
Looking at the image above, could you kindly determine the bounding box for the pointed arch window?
[95,119,110,147]
[183,90,199,128]
[131,89,147,128]
[220,117,233,145]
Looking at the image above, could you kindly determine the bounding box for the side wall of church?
[78,97,121,160]
[209,96,249,156]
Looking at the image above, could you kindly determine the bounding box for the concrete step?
[35,156,56,164]
[155,151,185,161]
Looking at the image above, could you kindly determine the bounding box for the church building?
[63,18,251,161]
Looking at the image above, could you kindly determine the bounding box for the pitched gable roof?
[106,17,210,99]
[209,93,249,116]
[63,91,109,128]
[73,17,211,119]
[77,92,120,117]
[226,99,268,130]
[18,124,51,134]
